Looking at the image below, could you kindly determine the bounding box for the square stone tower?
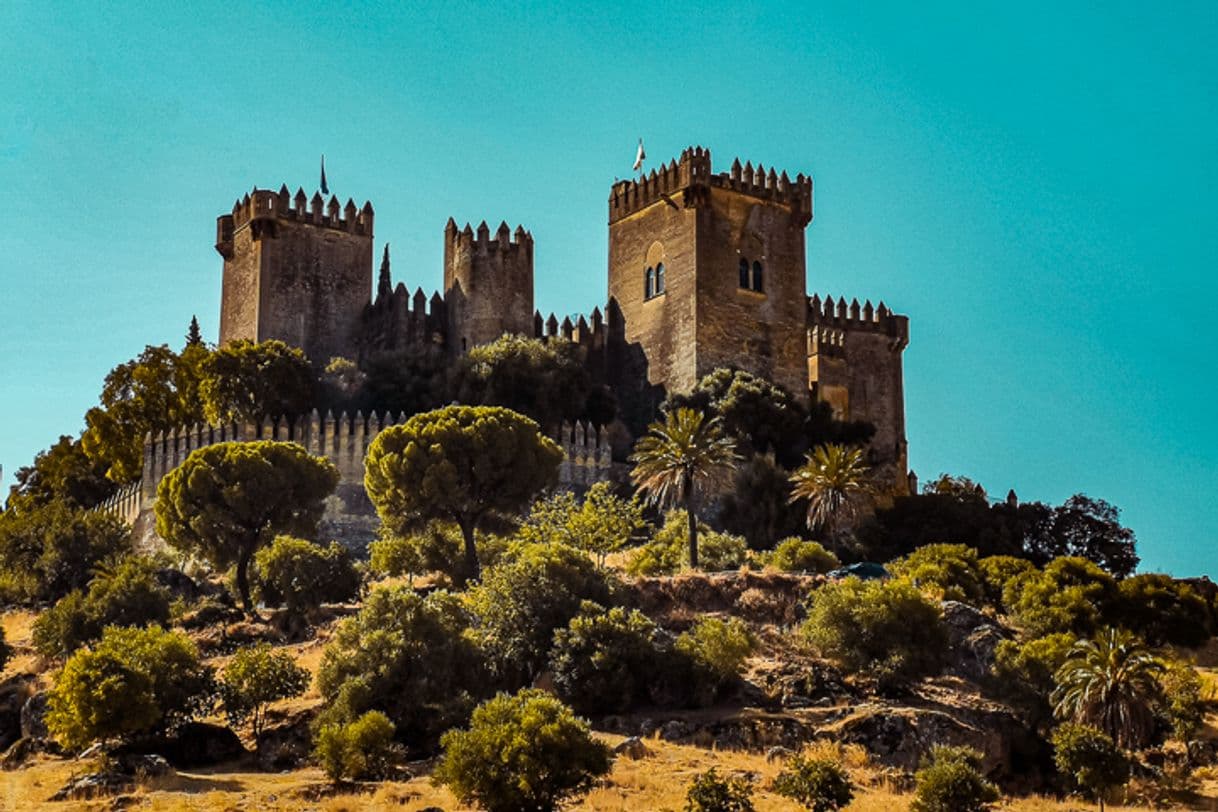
[215,186,374,365]
[607,147,814,400]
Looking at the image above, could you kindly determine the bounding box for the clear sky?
[1,1,1214,574]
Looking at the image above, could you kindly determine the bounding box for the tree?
[1113,573,1211,648]
[1052,627,1164,749]
[364,405,562,584]
[910,746,999,812]
[315,710,398,782]
[155,441,339,613]
[520,482,645,567]
[219,643,310,749]
[772,753,855,811]
[45,625,214,750]
[434,689,613,812]
[185,315,204,347]
[802,577,947,690]
[922,473,988,502]
[676,617,756,683]
[254,536,360,617]
[1159,657,1205,742]
[719,454,809,550]
[451,334,609,431]
[199,339,315,425]
[316,586,487,749]
[1051,723,1129,812]
[4,435,114,514]
[669,368,807,464]
[625,510,748,575]
[1004,557,1118,638]
[684,768,756,812]
[466,542,612,686]
[1036,495,1139,578]
[630,407,739,569]
[360,345,449,417]
[788,444,871,555]
[82,344,208,483]
[0,501,131,602]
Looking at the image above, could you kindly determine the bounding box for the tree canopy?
[155,441,339,612]
[199,339,315,425]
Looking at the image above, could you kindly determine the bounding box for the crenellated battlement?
[533,305,611,350]
[215,185,374,258]
[445,218,533,254]
[554,420,614,487]
[807,294,909,348]
[608,146,812,225]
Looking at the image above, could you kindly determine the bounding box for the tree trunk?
[458,518,480,586]
[236,543,255,615]
[686,478,699,570]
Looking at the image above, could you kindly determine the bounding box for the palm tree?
[630,407,739,569]
[1051,627,1164,749]
[788,443,871,555]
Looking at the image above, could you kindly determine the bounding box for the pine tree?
[185,315,203,347]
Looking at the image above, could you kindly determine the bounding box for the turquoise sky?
[1,1,1214,574]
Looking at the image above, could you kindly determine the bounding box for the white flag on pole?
[632,138,646,172]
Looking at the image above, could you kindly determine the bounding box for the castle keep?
[106,144,910,548]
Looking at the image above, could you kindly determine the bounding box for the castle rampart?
[443,219,534,354]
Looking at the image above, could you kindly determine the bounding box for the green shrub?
[315,710,397,781]
[627,512,747,575]
[466,542,612,686]
[219,643,310,743]
[549,603,661,714]
[771,753,854,811]
[521,482,645,566]
[802,577,947,689]
[32,558,172,657]
[889,543,985,604]
[369,522,509,586]
[990,632,1075,722]
[676,617,756,682]
[1159,658,1205,741]
[910,746,999,812]
[1051,723,1129,809]
[1114,574,1212,647]
[684,767,755,812]
[765,538,838,574]
[0,503,131,603]
[1004,557,1117,637]
[316,586,486,749]
[46,625,213,750]
[434,689,613,812]
[977,555,1035,607]
[254,536,360,615]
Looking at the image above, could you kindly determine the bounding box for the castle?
[104,145,910,548]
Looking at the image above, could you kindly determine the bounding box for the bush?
[219,643,310,743]
[32,557,172,657]
[1159,658,1205,741]
[765,538,838,574]
[467,542,612,686]
[316,586,486,749]
[977,555,1035,607]
[910,746,999,812]
[369,523,509,587]
[627,512,748,575]
[1051,723,1129,808]
[549,603,661,714]
[46,625,213,750]
[1114,574,1212,647]
[315,710,397,782]
[520,482,645,567]
[254,536,360,616]
[990,632,1075,722]
[0,503,131,602]
[684,767,755,812]
[1004,556,1118,637]
[771,753,854,811]
[676,617,756,682]
[434,689,613,812]
[802,577,947,689]
[889,543,984,604]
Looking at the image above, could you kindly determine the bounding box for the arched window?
[739,258,750,288]
[655,263,665,294]
[752,261,764,293]
[645,266,655,299]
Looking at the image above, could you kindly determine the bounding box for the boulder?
[0,674,33,751]
[50,772,133,801]
[116,752,174,778]
[940,601,1009,681]
[613,736,650,760]
[256,708,316,771]
[123,722,246,768]
[20,691,49,740]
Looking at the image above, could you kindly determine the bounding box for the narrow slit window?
[752,261,764,292]
[645,267,655,299]
[655,263,665,294]
[739,258,750,288]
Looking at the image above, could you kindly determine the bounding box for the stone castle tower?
[215,187,374,365]
[443,219,534,354]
